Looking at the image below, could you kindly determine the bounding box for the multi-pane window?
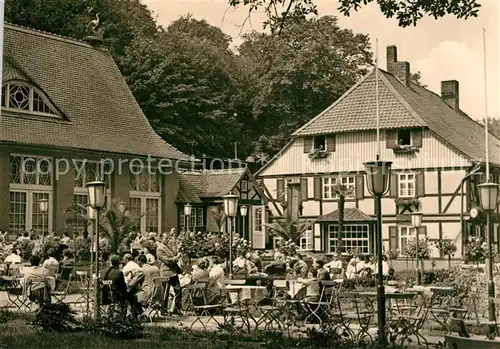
[2,82,59,116]
[10,156,52,185]
[323,176,355,199]
[179,207,205,232]
[129,197,161,234]
[399,226,416,253]
[399,173,415,198]
[129,167,161,192]
[9,191,50,234]
[328,224,369,254]
[299,230,313,251]
[74,160,111,188]
[72,194,88,233]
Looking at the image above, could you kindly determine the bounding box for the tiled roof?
[177,168,246,203]
[293,68,500,165]
[0,24,187,159]
[316,208,375,222]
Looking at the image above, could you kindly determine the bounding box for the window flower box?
[395,197,421,210]
[308,148,329,160]
[393,144,420,154]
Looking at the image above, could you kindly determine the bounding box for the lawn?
[0,319,264,349]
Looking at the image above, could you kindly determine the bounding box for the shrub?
[41,237,62,259]
[0,308,13,324]
[83,306,143,339]
[17,239,34,261]
[30,302,77,332]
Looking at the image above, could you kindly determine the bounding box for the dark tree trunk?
[337,194,345,254]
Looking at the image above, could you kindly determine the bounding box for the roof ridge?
[379,71,428,126]
[292,68,376,136]
[5,22,104,51]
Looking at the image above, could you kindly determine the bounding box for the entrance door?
[252,205,265,249]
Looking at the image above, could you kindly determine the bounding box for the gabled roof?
[0,24,187,160]
[177,168,247,203]
[292,67,500,165]
[317,208,375,222]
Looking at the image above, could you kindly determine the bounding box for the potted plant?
[308,147,329,160]
[402,237,431,282]
[436,239,458,268]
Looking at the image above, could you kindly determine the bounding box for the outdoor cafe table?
[227,285,267,306]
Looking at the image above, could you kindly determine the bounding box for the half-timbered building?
[256,45,500,259]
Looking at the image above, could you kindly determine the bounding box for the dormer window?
[397,129,412,146]
[313,135,326,150]
[2,82,61,117]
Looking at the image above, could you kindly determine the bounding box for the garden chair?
[4,275,32,312]
[142,277,165,323]
[429,287,455,334]
[219,280,252,333]
[75,270,92,312]
[182,282,206,314]
[341,291,375,342]
[190,282,223,331]
[255,280,287,330]
[51,266,74,303]
[302,282,336,326]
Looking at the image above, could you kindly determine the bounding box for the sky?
[142,0,499,121]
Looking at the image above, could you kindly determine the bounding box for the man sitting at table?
[264,252,287,277]
[356,255,372,278]
[293,253,309,278]
[23,254,51,305]
[129,254,162,307]
[325,254,342,271]
[191,259,210,283]
[372,255,390,278]
[122,253,141,285]
[313,259,331,288]
[4,248,21,264]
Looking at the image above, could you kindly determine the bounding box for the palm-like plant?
[264,216,315,245]
[333,183,353,254]
[65,200,144,254]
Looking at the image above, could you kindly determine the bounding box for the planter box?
[445,335,500,349]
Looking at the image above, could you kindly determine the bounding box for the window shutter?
[276,179,284,201]
[314,177,322,200]
[416,171,425,197]
[326,134,336,152]
[355,174,364,200]
[303,137,313,153]
[386,130,398,149]
[389,226,398,251]
[412,129,423,147]
[389,173,398,198]
[301,177,308,201]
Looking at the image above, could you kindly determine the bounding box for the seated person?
[23,255,51,305]
[191,259,210,283]
[102,255,142,316]
[345,259,358,279]
[356,255,372,278]
[42,253,59,278]
[372,255,390,278]
[264,252,287,277]
[297,269,322,320]
[4,248,22,264]
[122,253,141,285]
[129,254,162,306]
[250,252,262,272]
[206,257,225,304]
[293,254,309,278]
[142,247,155,265]
[325,254,343,275]
[61,249,75,268]
[313,259,331,288]
[233,253,257,279]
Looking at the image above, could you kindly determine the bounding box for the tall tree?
[228,0,481,33]
[235,16,373,157]
[123,17,243,157]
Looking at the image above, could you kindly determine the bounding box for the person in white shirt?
[4,249,22,263]
[207,257,225,303]
[122,253,141,285]
[42,254,59,277]
[345,259,358,279]
[325,254,343,270]
[372,255,390,277]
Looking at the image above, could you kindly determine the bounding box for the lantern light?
[411,212,423,229]
[223,193,238,218]
[87,205,96,221]
[86,180,106,209]
[38,198,49,213]
[478,183,500,212]
[240,205,248,217]
[184,203,192,217]
[364,160,393,196]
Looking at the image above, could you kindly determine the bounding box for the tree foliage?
[228,0,481,33]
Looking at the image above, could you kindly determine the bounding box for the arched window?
[2,81,61,117]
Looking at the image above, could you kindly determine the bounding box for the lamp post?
[184,203,192,233]
[478,182,499,327]
[364,160,392,343]
[240,205,248,240]
[38,198,48,242]
[86,180,106,319]
[223,193,238,279]
[411,212,423,285]
[86,204,96,317]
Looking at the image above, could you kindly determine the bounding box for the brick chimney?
[441,80,459,110]
[386,45,410,87]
